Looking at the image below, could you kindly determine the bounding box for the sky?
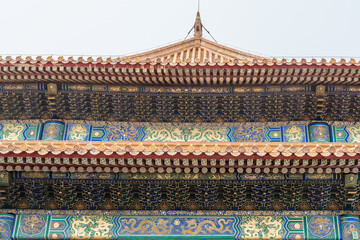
[1,0,359,58]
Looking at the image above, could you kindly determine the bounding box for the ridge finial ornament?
[193,11,203,48]
[194,11,203,39]
[184,6,217,43]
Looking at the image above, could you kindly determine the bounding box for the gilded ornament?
[43,123,63,139]
[187,144,195,153]
[136,144,144,152]
[59,144,67,152]
[149,144,157,152]
[311,125,329,141]
[143,126,229,142]
[110,144,118,152]
[348,126,360,143]
[107,124,139,141]
[307,216,334,237]
[68,124,88,141]
[0,124,25,140]
[120,218,172,234]
[233,126,265,142]
[284,126,304,142]
[70,216,113,239]
[97,144,106,152]
[240,216,285,239]
[19,215,46,236]
[200,144,207,152]
[50,233,58,239]
[120,217,234,236]
[181,218,233,235]
[53,222,60,228]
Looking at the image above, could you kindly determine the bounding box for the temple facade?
[1,12,360,239]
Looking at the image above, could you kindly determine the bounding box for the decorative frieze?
[0,120,359,143]
[1,213,352,239]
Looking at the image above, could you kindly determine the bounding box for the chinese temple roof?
[0,12,359,86]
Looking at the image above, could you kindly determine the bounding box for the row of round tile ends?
[1,56,360,66]
[0,164,358,174]
[1,142,360,157]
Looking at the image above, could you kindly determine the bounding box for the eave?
[0,57,360,85]
[0,141,359,174]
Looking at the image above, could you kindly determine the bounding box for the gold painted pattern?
[68,124,88,141]
[240,216,284,239]
[43,124,62,139]
[181,219,233,235]
[120,218,172,234]
[348,126,360,143]
[70,216,113,239]
[0,123,25,140]
[143,127,230,142]
[308,216,333,237]
[20,216,46,236]
[107,124,139,141]
[311,126,328,140]
[233,126,265,142]
[284,126,304,142]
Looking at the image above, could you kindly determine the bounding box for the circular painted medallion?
[308,216,334,238]
[43,123,62,139]
[311,125,329,141]
[20,216,46,236]
[284,126,304,142]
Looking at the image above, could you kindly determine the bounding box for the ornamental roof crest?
[123,12,265,64]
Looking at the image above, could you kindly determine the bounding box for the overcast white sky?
[1,0,359,58]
